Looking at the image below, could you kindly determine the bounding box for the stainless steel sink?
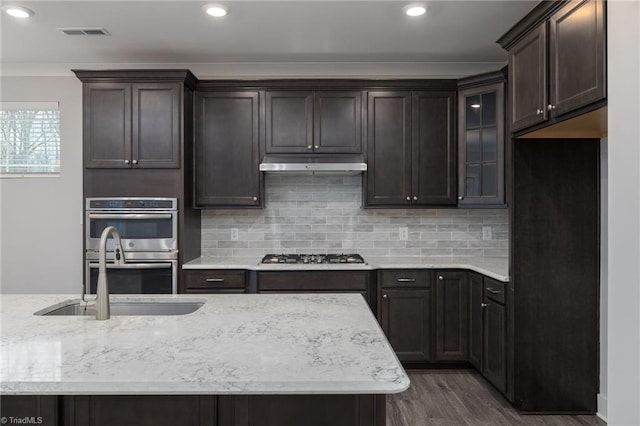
[35,299,205,316]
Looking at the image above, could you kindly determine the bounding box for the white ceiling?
[1,1,536,78]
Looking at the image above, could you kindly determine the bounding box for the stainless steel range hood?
[259,155,367,174]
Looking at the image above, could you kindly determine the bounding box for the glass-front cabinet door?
[458,74,506,207]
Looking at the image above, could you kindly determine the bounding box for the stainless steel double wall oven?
[85,197,178,294]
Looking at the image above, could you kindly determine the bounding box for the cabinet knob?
[132,159,138,165]
[413,196,418,201]
[307,145,312,149]
[252,196,258,201]
[438,275,443,280]
[124,159,130,164]
[458,196,464,200]
[406,196,411,201]
[481,303,488,308]
[314,145,319,150]
[382,294,388,299]
[536,108,543,115]
[547,104,556,111]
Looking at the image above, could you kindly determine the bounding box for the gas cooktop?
[261,253,366,265]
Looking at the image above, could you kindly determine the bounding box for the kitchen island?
[1,294,407,425]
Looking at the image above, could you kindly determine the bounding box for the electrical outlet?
[230,228,239,241]
[399,227,409,241]
[482,226,492,241]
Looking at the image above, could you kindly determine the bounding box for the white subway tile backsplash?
[201,175,509,258]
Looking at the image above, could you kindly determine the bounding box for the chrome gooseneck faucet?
[93,226,125,320]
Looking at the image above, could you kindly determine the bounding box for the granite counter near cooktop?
[183,256,509,282]
[0,294,408,396]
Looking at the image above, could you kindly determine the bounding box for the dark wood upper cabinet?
[457,72,506,207]
[412,92,456,205]
[468,272,483,371]
[549,0,606,117]
[265,91,313,154]
[434,271,469,361]
[75,70,196,169]
[508,25,547,132]
[366,90,455,207]
[195,91,261,207]
[500,0,605,133]
[132,83,182,168]
[366,91,412,206]
[265,90,362,155]
[83,82,131,168]
[83,82,182,169]
[314,91,362,154]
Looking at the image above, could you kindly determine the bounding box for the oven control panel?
[87,198,177,210]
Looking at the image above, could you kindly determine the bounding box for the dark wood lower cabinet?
[218,395,385,426]
[379,288,432,362]
[434,271,469,361]
[484,299,507,394]
[1,395,384,426]
[0,396,59,426]
[468,273,484,371]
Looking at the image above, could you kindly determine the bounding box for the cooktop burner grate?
[261,253,365,265]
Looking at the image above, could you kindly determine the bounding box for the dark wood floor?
[387,370,606,426]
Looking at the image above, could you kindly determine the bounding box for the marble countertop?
[0,294,409,396]
[183,256,509,282]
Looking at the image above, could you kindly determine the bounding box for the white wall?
[599,137,608,420]
[607,1,640,424]
[0,77,83,294]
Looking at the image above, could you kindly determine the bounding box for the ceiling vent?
[58,28,110,36]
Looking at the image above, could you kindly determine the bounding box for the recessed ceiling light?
[404,4,427,17]
[3,5,35,18]
[471,104,481,109]
[204,4,228,17]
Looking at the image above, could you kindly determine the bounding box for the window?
[0,102,60,176]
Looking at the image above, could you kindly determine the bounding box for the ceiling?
[1,1,536,78]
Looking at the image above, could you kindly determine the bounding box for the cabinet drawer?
[379,270,430,288]
[258,271,368,291]
[184,270,247,290]
[483,277,506,304]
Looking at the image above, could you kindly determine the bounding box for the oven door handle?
[88,213,173,220]
[88,263,172,270]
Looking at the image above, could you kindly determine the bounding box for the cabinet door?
[549,0,605,116]
[379,288,432,362]
[83,82,131,168]
[314,91,362,154]
[0,396,58,426]
[412,91,456,205]
[265,91,313,154]
[458,82,505,206]
[434,271,469,361]
[132,83,181,168]
[366,91,412,206]
[195,91,261,207]
[484,300,507,394]
[509,24,547,132]
[468,273,483,371]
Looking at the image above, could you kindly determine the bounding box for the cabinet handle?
[397,278,416,283]
[252,197,258,201]
[438,275,444,280]
[547,104,556,111]
[481,303,488,308]
[307,145,312,149]
[382,294,388,299]
[486,289,501,295]
[536,108,543,115]
[406,196,411,201]
[124,159,130,164]
[413,196,418,201]
[458,196,464,200]
[314,145,319,150]
[206,278,225,282]
[132,159,138,165]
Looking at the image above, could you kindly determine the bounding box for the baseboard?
[597,393,608,422]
